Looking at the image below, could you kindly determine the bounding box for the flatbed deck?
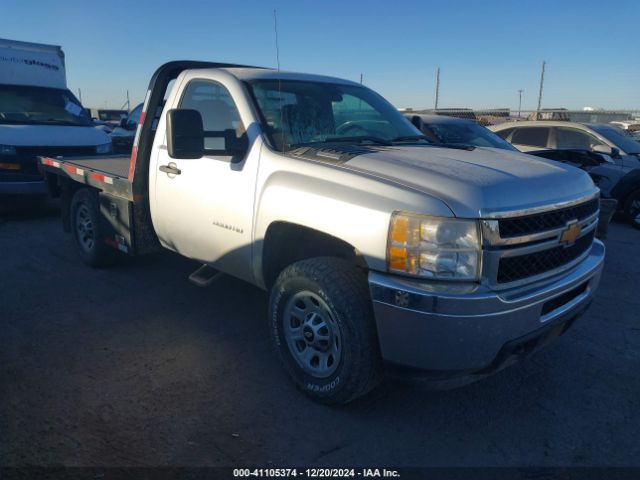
[40,154,133,199]
[57,155,131,178]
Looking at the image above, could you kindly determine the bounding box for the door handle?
[159,164,181,175]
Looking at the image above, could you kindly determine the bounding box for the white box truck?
[0,38,111,197]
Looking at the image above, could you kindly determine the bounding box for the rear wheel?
[269,257,383,404]
[71,188,117,267]
[623,189,640,230]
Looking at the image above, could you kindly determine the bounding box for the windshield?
[590,124,640,154]
[426,121,518,150]
[0,84,92,126]
[248,80,423,151]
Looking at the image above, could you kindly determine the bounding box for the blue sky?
[4,0,639,111]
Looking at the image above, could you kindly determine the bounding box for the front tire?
[269,257,382,404]
[623,189,640,230]
[71,188,117,268]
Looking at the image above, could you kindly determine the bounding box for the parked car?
[86,108,128,126]
[0,38,111,198]
[41,61,603,404]
[490,121,640,227]
[610,120,640,141]
[405,116,620,233]
[109,103,142,153]
[405,114,519,151]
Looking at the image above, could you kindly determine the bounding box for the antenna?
[273,9,281,71]
[273,9,284,152]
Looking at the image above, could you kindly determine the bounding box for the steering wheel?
[335,121,370,136]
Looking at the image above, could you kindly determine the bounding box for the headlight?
[0,144,17,156]
[96,142,112,154]
[387,212,481,280]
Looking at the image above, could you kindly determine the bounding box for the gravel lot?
[1,204,639,467]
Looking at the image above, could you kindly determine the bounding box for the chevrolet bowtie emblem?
[560,221,582,245]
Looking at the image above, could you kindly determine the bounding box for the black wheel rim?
[76,204,95,252]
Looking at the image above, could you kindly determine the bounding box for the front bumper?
[0,177,47,195]
[369,239,605,374]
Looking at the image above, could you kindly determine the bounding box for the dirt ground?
[1,205,639,467]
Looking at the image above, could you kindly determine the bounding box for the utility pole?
[77,88,82,104]
[359,73,363,84]
[126,90,130,111]
[434,67,440,110]
[517,89,524,118]
[536,61,546,120]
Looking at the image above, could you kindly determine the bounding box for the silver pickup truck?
[40,61,605,404]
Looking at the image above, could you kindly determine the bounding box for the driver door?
[151,75,259,283]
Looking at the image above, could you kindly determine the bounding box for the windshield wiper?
[290,136,392,148]
[391,135,476,150]
[428,142,476,151]
[320,135,392,146]
[39,119,85,126]
[391,135,431,143]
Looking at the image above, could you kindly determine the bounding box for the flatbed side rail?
[40,156,133,199]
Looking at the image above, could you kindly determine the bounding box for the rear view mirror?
[167,109,204,159]
[592,144,620,158]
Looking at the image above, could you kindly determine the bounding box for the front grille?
[497,230,595,284]
[498,198,599,238]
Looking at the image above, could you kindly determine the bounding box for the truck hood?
[0,124,110,147]
[346,145,597,218]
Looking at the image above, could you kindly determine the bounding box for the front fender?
[252,148,453,287]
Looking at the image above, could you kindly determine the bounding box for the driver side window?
[179,79,244,151]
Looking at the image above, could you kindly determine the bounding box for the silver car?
[491,121,640,228]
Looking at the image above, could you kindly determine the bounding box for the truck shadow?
[0,196,60,221]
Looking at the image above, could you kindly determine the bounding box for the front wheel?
[269,257,383,404]
[623,189,640,230]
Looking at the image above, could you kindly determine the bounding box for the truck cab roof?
[196,67,362,87]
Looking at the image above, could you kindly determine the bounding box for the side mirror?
[592,144,620,158]
[410,115,423,131]
[119,117,127,128]
[224,129,248,160]
[167,109,204,159]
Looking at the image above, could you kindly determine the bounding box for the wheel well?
[610,170,640,210]
[262,222,367,289]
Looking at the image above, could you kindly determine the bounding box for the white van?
[0,38,111,196]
